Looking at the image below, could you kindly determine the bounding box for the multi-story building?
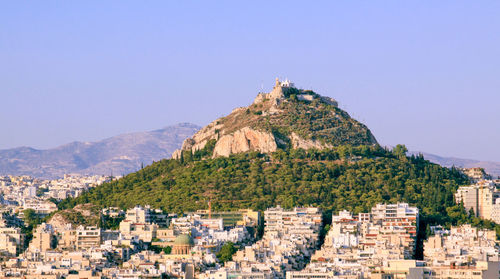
[0,227,24,256]
[491,198,500,224]
[455,180,500,220]
[75,226,101,250]
[125,205,168,227]
[424,224,499,264]
[29,223,56,252]
[407,262,499,279]
[419,224,500,278]
[119,220,158,242]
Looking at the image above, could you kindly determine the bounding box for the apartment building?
[29,223,56,252]
[75,226,101,250]
[0,227,24,256]
[455,180,500,220]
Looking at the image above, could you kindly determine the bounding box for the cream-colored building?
[119,220,158,242]
[460,167,490,181]
[407,261,498,279]
[29,223,56,252]
[156,228,176,242]
[124,205,168,227]
[0,227,24,256]
[75,226,101,250]
[455,180,500,220]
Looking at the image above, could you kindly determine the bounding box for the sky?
[1,1,500,161]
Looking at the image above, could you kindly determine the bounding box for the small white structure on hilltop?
[274,77,295,88]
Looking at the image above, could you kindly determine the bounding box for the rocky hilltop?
[173,79,377,159]
[48,203,101,231]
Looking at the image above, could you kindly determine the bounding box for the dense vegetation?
[58,144,495,228]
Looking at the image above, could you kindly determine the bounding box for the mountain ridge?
[0,123,200,179]
[413,151,500,177]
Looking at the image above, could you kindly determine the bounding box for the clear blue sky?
[1,1,499,161]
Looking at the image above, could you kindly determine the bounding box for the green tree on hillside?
[392,144,408,160]
[217,242,237,263]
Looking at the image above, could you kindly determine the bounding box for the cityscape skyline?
[1,2,499,277]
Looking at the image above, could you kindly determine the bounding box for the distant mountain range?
[414,152,500,178]
[0,123,200,179]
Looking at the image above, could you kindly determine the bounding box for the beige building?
[238,209,261,227]
[0,227,24,256]
[29,223,56,252]
[408,261,498,279]
[156,228,176,242]
[455,180,500,220]
[75,226,101,250]
[119,220,158,242]
[59,229,77,250]
[491,198,500,224]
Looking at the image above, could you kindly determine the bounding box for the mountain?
[414,152,500,178]
[0,123,200,179]
[61,80,500,244]
[172,79,377,159]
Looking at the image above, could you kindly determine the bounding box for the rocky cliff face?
[213,127,278,157]
[173,79,377,159]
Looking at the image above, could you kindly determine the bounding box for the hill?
[172,79,376,159]
[57,80,500,247]
[61,146,462,215]
[58,80,500,239]
[0,123,200,179]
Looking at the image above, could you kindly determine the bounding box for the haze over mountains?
[1,121,499,179]
[414,152,500,178]
[0,123,200,179]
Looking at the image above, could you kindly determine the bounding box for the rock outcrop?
[290,132,332,150]
[47,203,100,231]
[172,78,377,159]
[213,127,278,157]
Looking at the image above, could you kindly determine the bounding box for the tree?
[216,242,237,263]
[392,144,408,160]
[163,246,172,254]
[23,209,41,227]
